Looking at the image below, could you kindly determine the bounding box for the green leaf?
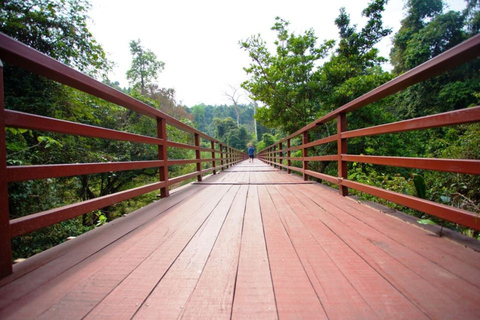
[413,174,427,199]
[417,219,437,225]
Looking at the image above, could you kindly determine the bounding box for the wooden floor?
[1,160,480,319]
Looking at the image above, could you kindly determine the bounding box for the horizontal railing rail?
[0,33,246,277]
[259,34,480,231]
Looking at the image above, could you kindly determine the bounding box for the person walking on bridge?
[248,143,255,163]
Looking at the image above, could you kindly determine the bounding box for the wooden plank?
[294,184,480,318]
[180,185,248,319]
[0,184,206,292]
[82,185,239,320]
[257,185,327,318]
[132,185,242,320]
[302,184,480,286]
[269,185,377,319]
[284,184,429,318]
[58,188,236,319]
[232,185,277,319]
[0,185,223,319]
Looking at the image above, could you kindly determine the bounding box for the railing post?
[302,132,309,181]
[195,133,202,182]
[273,145,277,168]
[157,117,169,198]
[0,61,13,277]
[287,138,291,174]
[220,144,224,171]
[337,113,348,196]
[279,142,283,170]
[211,141,216,175]
[226,147,230,169]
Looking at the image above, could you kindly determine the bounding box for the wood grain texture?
[258,185,327,319]
[232,186,277,319]
[1,160,479,319]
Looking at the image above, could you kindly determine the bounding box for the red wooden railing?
[259,34,480,231]
[0,33,246,277]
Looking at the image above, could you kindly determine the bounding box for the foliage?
[126,39,165,95]
[241,17,334,133]
[0,0,109,75]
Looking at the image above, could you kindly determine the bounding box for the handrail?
[259,34,480,231]
[0,32,246,277]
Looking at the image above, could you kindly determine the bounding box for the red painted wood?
[343,154,480,175]
[304,155,338,162]
[1,167,480,318]
[10,181,166,237]
[85,185,238,320]
[167,171,201,185]
[165,140,197,150]
[0,185,209,314]
[287,135,337,151]
[342,106,480,139]
[275,34,480,142]
[0,62,12,277]
[28,185,232,320]
[342,179,480,230]
[0,33,219,140]
[180,186,247,319]
[337,113,348,196]
[302,132,309,181]
[303,184,480,285]
[211,140,216,174]
[293,184,480,318]
[287,139,291,174]
[5,110,163,145]
[157,117,169,197]
[7,160,165,182]
[269,185,377,319]
[258,185,327,318]
[232,185,277,319]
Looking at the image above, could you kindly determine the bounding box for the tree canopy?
[126,39,165,95]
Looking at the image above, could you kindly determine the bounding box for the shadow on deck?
[0,160,479,319]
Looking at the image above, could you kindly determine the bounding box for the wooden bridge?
[0,33,480,319]
[0,160,479,319]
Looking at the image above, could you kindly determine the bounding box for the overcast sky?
[87,0,467,107]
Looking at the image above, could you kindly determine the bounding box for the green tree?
[214,117,237,140]
[318,0,392,111]
[126,39,165,95]
[0,0,109,74]
[241,17,334,133]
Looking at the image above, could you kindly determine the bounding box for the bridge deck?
[0,160,479,319]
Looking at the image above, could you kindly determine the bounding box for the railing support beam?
[211,141,216,175]
[337,113,348,196]
[287,139,291,174]
[302,132,309,181]
[220,144,224,171]
[157,117,169,198]
[0,61,12,277]
[195,133,202,181]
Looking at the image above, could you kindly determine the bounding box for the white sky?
[87,0,467,107]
